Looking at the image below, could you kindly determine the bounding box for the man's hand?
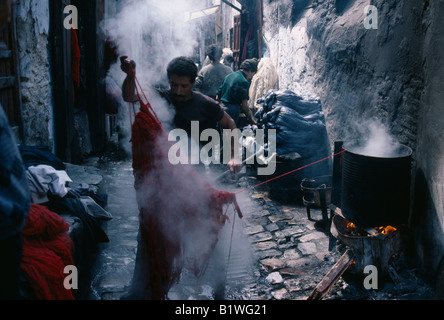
[218,112,242,174]
[248,116,257,125]
[241,100,257,125]
[121,56,138,102]
[120,56,136,78]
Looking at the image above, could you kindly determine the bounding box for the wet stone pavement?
[79,158,436,301]
[84,158,139,300]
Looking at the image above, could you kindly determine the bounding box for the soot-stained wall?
[262,0,444,282]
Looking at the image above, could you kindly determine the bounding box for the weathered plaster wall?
[263,0,423,150]
[263,0,444,280]
[411,0,444,281]
[15,0,53,147]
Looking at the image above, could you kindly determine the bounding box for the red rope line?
[129,64,162,126]
[235,150,345,194]
[128,102,135,127]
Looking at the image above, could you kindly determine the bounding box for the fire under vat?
[308,141,413,300]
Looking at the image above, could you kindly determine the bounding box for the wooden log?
[307,249,354,300]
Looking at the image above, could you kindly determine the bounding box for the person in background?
[194,45,233,100]
[216,58,258,127]
[0,0,31,300]
[223,54,235,71]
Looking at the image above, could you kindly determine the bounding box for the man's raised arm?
[120,56,138,103]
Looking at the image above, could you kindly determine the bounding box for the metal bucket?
[301,175,332,209]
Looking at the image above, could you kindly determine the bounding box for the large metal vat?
[341,142,412,228]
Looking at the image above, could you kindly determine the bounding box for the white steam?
[104,0,204,152]
[347,119,403,158]
[105,0,199,86]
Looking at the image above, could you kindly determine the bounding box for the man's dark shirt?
[156,88,225,136]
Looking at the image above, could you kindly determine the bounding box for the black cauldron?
[341,142,412,228]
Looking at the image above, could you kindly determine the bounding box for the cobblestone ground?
[85,159,436,300]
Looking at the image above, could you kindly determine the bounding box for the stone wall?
[263,0,423,150]
[15,0,53,148]
[412,0,444,281]
[262,0,444,279]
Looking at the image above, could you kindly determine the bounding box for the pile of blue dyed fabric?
[255,90,331,162]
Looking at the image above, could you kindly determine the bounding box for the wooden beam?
[49,0,75,163]
[307,249,354,300]
[221,0,242,13]
[84,0,106,156]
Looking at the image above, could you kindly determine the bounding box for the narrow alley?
[1,0,444,307]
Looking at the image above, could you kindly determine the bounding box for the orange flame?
[345,221,398,236]
[347,222,356,229]
[374,225,398,235]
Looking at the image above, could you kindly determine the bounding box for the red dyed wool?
[20,204,75,300]
[130,95,242,300]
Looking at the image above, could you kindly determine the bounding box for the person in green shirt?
[216,58,258,127]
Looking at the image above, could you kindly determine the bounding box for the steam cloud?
[347,119,403,158]
[104,0,203,152]
[105,0,199,85]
